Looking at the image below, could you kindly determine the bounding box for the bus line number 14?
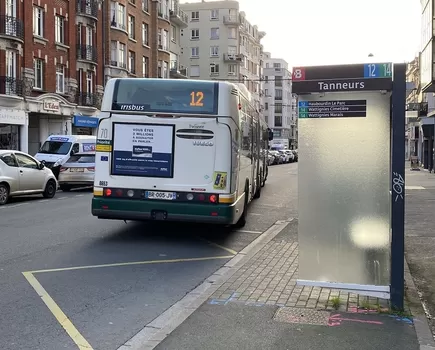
[190,91,204,107]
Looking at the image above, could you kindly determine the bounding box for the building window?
[110,1,126,31]
[142,23,149,45]
[191,29,199,40]
[158,29,168,50]
[210,46,219,57]
[142,56,149,77]
[228,64,236,75]
[274,103,282,113]
[33,6,44,37]
[210,63,219,75]
[275,89,282,100]
[171,25,176,42]
[128,51,136,74]
[142,0,148,12]
[110,41,126,68]
[191,11,199,21]
[210,27,219,39]
[163,61,168,78]
[190,65,200,77]
[265,102,268,110]
[33,58,43,90]
[86,71,93,93]
[275,76,282,87]
[54,15,65,44]
[210,9,219,19]
[158,0,169,18]
[128,15,135,39]
[275,115,282,127]
[56,65,66,94]
[191,47,199,57]
[228,27,236,39]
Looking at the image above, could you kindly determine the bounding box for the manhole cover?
[274,307,331,326]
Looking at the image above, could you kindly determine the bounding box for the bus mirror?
[268,129,274,141]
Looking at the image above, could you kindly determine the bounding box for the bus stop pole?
[390,63,406,311]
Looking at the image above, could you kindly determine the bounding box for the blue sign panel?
[73,115,99,128]
[111,123,174,178]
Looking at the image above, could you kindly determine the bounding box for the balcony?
[75,92,98,107]
[170,61,188,79]
[169,5,188,28]
[223,53,243,63]
[0,15,24,42]
[77,44,98,64]
[76,0,98,20]
[110,60,127,69]
[223,15,241,25]
[0,76,23,96]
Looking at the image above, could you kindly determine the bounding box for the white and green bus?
[92,78,273,227]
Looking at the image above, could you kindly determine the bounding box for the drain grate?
[274,307,331,326]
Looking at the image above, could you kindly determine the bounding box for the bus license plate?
[145,191,176,200]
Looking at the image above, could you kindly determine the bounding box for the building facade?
[261,53,296,149]
[0,0,191,154]
[179,0,265,110]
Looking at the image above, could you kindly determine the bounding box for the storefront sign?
[73,115,99,128]
[43,100,60,112]
[0,109,27,125]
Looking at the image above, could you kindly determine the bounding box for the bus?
[91,78,273,228]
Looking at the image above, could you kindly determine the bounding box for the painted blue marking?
[101,156,108,161]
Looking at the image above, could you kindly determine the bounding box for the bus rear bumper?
[91,197,238,224]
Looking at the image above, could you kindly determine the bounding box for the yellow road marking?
[22,272,93,350]
[196,237,238,255]
[27,255,234,274]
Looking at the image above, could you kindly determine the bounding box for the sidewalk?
[405,161,435,338]
[150,219,423,350]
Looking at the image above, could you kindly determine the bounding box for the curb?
[117,218,293,350]
[404,256,435,350]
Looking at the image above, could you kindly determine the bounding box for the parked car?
[0,150,58,205]
[278,150,291,163]
[283,150,295,163]
[58,153,96,191]
[291,150,298,162]
[268,151,283,165]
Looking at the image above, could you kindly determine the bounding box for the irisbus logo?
[119,104,145,111]
[193,141,214,147]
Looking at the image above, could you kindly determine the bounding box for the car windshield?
[67,155,95,163]
[38,141,72,155]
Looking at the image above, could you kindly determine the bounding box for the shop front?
[0,109,28,152]
[72,115,99,135]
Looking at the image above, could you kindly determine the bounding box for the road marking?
[36,200,48,203]
[249,213,262,216]
[75,194,86,197]
[236,230,262,234]
[22,272,93,350]
[27,255,234,274]
[57,197,68,200]
[195,237,238,255]
[405,186,426,190]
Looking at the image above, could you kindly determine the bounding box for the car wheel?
[43,180,57,198]
[253,175,261,199]
[0,183,10,205]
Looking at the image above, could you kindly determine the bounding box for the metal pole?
[390,63,406,310]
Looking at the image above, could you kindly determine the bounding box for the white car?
[0,150,58,205]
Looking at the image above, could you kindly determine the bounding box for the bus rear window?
[111,79,219,115]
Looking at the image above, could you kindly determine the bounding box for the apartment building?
[0,0,190,153]
[261,52,297,149]
[179,0,265,110]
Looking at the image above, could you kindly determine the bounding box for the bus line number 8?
[190,91,204,107]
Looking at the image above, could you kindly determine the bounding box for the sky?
[181,0,422,69]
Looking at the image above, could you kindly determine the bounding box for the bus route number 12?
[190,91,204,107]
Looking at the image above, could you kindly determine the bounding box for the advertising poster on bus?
[112,123,174,177]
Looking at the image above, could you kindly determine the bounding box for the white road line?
[56,197,68,200]
[249,213,262,216]
[74,194,86,197]
[405,186,426,190]
[236,230,262,234]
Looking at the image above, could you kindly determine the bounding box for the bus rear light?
[115,189,123,197]
[105,188,112,196]
[127,190,135,197]
[209,195,217,203]
[198,194,205,201]
[210,212,218,216]
[186,193,194,201]
[102,205,109,209]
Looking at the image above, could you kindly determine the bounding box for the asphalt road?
[0,162,297,350]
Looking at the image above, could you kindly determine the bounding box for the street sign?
[292,63,393,93]
[298,100,367,118]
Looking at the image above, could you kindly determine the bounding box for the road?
[0,162,297,350]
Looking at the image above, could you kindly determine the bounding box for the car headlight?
[54,160,62,167]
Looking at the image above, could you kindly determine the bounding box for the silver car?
[58,153,95,192]
[0,150,58,205]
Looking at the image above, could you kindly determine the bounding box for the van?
[34,135,96,178]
